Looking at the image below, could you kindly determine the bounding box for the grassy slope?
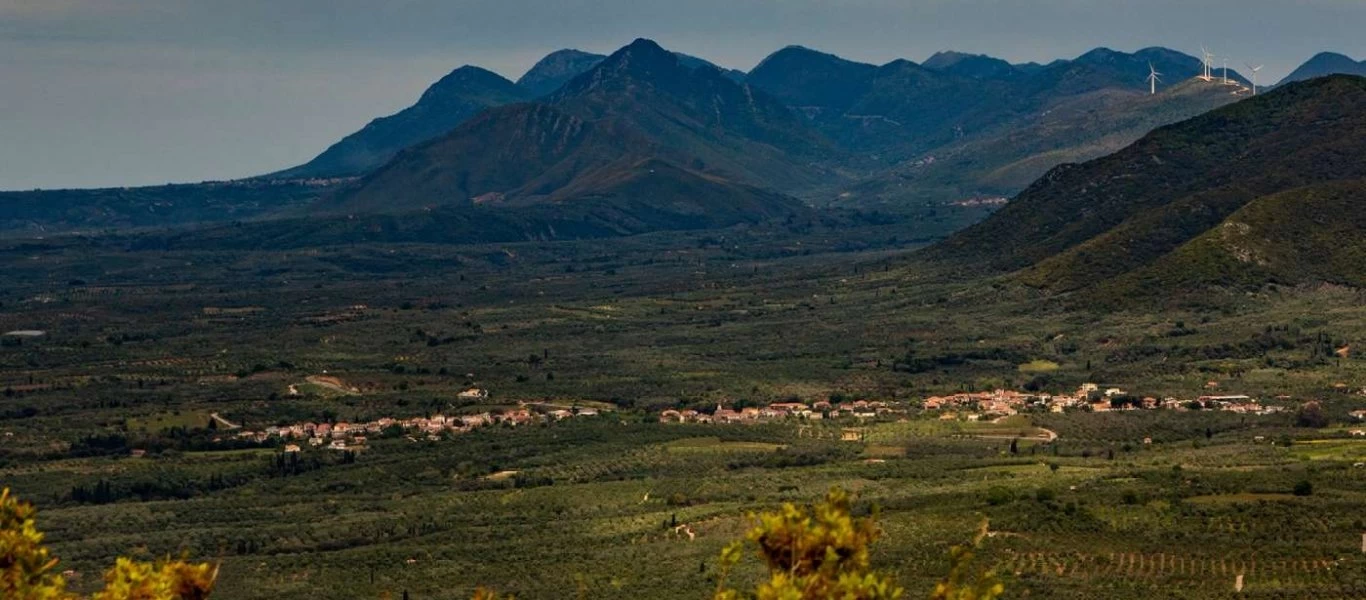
[1097,180,1366,298]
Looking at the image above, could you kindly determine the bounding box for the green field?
[0,224,1362,599]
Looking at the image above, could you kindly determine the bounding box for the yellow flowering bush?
[1,488,216,600]
[712,488,1003,600]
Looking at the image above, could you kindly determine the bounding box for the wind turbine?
[1245,63,1264,94]
[1199,46,1214,81]
[1222,57,1230,84]
[1147,62,1162,95]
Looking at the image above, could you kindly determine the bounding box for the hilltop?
[930,75,1366,298]
[1280,52,1366,85]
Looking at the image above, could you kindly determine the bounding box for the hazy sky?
[3,0,1364,190]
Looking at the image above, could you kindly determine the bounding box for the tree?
[2,488,216,600]
[1296,402,1329,428]
[711,488,1003,600]
[1293,480,1314,496]
[985,487,1013,506]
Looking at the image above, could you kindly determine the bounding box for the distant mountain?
[0,181,331,235]
[516,49,607,97]
[848,77,1245,205]
[747,46,879,114]
[746,45,1251,206]
[922,51,1020,79]
[1280,52,1366,85]
[517,49,744,98]
[322,39,824,232]
[6,42,1282,241]
[930,75,1366,296]
[271,66,530,179]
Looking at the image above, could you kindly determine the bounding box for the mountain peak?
[551,39,687,98]
[609,38,678,66]
[268,64,528,179]
[1075,47,1123,64]
[1280,52,1366,85]
[748,45,878,110]
[752,45,859,72]
[421,66,515,100]
[517,49,607,97]
[923,51,980,68]
[1309,51,1358,62]
[922,51,1016,79]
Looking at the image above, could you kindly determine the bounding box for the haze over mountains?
[0,37,1337,260]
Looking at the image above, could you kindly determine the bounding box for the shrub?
[985,486,1014,506]
[712,487,1003,600]
[1295,401,1329,428]
[1,488,216,600]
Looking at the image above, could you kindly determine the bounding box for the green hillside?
[931,75,1366,294]
[1101,180,1366,297]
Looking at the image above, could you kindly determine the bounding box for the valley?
[1,212,1363,597]
[2,32,1365,600]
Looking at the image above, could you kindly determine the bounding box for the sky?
[3,0,1364,190]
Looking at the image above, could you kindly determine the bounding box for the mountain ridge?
[269,66,531,180]
[319,39,824,234]
[928,75,1366,298]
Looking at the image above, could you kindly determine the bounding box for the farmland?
[0,224,1363,599]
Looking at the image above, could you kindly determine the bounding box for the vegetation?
[713,487,907,600]
[0,73,1362,600]
[1,488,216,600]
[934,75,1366,300]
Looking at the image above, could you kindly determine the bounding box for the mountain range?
[306,40,1255,218]
[323,39,823,224]
[0,39,1293,247]
[932,75,1366,299]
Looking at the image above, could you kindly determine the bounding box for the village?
[919,383,1293,419]
[221,388,605,452]
[656,383,1300,425]
[216,382,1328,454]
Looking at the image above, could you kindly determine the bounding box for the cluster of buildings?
[658,400,907,424]
[923,383,1289,419]
[657,383,1304,426]
[225,395,602,452]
